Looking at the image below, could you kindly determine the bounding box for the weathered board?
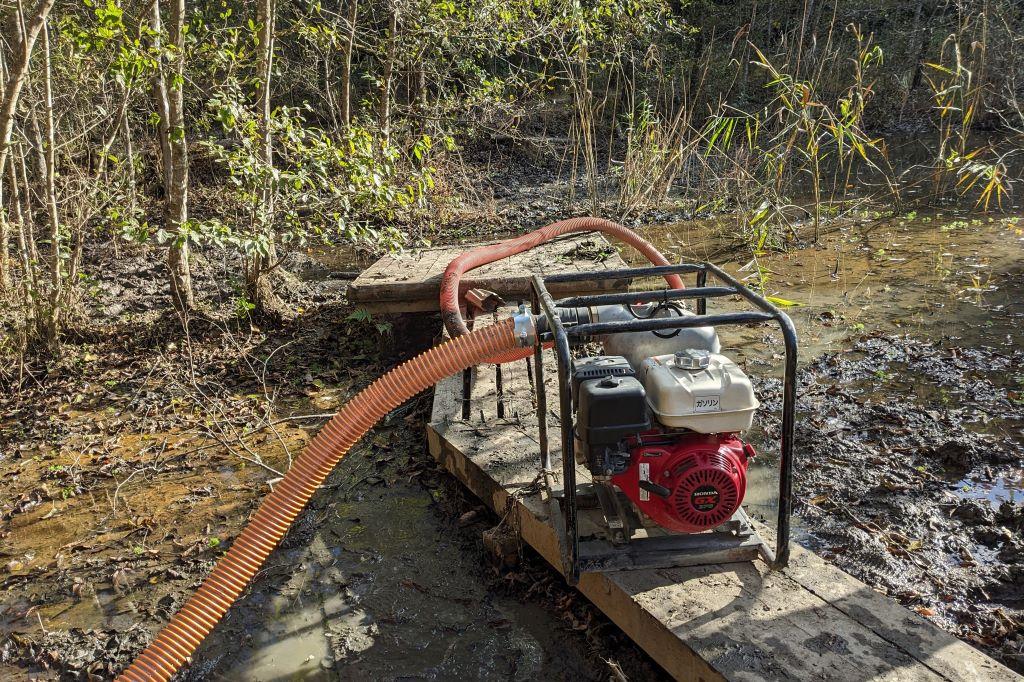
[426,315,1017,682]
[347,234,631,313]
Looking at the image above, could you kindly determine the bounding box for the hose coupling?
[512,308,538,347]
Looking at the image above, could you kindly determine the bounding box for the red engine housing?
[611,433,753,533]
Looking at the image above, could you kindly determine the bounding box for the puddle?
[954,470,1024,509]
[190,429,621,681]
[643,211,1024,359]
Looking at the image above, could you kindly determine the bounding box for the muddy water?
[645,212,1024,356]
[188,414,629,681]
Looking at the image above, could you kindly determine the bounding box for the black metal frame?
[530,263,798,584]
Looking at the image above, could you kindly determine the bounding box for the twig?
[111,465,157,514]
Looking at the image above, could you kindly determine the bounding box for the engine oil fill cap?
[674,348,711,369]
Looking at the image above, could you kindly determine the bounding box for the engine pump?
[572,344,759,535]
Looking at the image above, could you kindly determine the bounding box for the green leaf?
[347,309,372,323]
[765,296,802,307]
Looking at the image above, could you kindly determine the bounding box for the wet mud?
[759,335,1023,670]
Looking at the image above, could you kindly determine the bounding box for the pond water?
[641,211,1024,357]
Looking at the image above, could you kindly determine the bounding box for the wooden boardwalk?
[347,235,631,312]
[426,316,1017,682]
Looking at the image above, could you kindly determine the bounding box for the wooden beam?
[348,235,633,313]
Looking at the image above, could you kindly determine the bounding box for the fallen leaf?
[766,295,802,307]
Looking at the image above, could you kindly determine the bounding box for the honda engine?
[572,313,759,535]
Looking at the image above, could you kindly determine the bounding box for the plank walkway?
[426,314,1017,682]
[347,234,631,312]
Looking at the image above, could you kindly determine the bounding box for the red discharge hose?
[439,216,685,343]
[118,319,521,681]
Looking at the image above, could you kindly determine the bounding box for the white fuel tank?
[593,304,720,370]
[640,349,759,433]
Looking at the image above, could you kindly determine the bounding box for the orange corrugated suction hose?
[439,216,685,343]
[478,345,541,365]
[118,318,521,681]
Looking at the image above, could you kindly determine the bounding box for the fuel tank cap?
[674,348,711,369]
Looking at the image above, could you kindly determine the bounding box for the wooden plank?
[348,234,633,312]
[426,329,1018,682]
[426,370,463,459]
[781,550,1012,682]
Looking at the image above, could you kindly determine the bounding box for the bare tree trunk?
[150,1,172,191]
[339,0,358,126]
[257,0,275,209]
[8,143,31,297]
[30,22,61,345]
[324,53,340,131]
[0,0,55,177]
[247,0,290,322]
[0,187,9,293]
[151,0,194,313]
[378,1,398,145]
[39,21,60,342]
[17,144,36,266]
[0,0,56,293]
[166,0,194,313]
[9,146,33,315]
[0,25,8,294]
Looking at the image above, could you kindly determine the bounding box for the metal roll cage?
[529,262,797,584]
